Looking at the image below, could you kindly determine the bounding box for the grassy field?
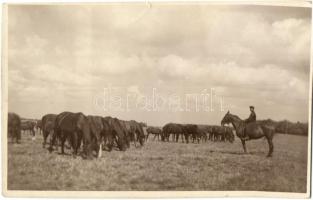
[7,133,308,192]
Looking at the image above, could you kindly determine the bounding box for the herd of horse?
[8,111,275,158]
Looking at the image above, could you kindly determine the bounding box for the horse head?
[221,111,232,126]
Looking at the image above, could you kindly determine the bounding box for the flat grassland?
[7,133,308,192]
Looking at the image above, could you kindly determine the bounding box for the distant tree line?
[19,117,310,136]
[258,119,308,136]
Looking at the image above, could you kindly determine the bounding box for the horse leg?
[185,134,189,144]
[107,133,113,152]
[72,132,78,158]
[48,130,57,152]
[61,135,66,155]
[69,133,75,156]
[240,139,247,153]
[31,129,35,141]
[43,131,47,148]
[17,129,21,143]
[126,134,130,148]
[266,135,274,157]
[133,132,137,147]
[98,142,102,158]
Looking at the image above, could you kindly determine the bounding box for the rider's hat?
[249,106,254,109]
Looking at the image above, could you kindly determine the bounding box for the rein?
[228,114,245,137]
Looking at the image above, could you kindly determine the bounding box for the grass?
[7,133,308,192]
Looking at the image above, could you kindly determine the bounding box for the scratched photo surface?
[5,3,311,194]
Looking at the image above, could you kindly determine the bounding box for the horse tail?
[260,124,275,157]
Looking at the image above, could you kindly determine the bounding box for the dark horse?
[49,112,94,159]
[8,112,21,143]
[221,111,275,157]
[41,114,57,148]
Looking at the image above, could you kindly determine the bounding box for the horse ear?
[227,110,230,114]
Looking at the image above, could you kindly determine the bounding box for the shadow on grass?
[57,152,73,156]
[209,149,266,156]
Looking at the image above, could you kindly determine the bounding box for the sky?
[7,3,312,126]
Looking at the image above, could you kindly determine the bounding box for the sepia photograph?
[2,1,312,198]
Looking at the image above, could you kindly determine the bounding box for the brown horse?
[221,111,274,157]
[119,120,145,147]
[162,123,186,143]
[41,114,57,148]
[87,115,107,158]
[146,126,162,141]
[49,112,94,159]
[103,116,127,151]
[8,112,21,143]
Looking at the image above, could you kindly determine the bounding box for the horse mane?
[229,113,242,121]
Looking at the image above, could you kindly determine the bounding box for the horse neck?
[230,116,242,131]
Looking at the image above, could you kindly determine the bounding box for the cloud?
[7,4,311,124]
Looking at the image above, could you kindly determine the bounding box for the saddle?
[239,121,258,140]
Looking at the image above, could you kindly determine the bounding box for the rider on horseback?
[242,106,256,140]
